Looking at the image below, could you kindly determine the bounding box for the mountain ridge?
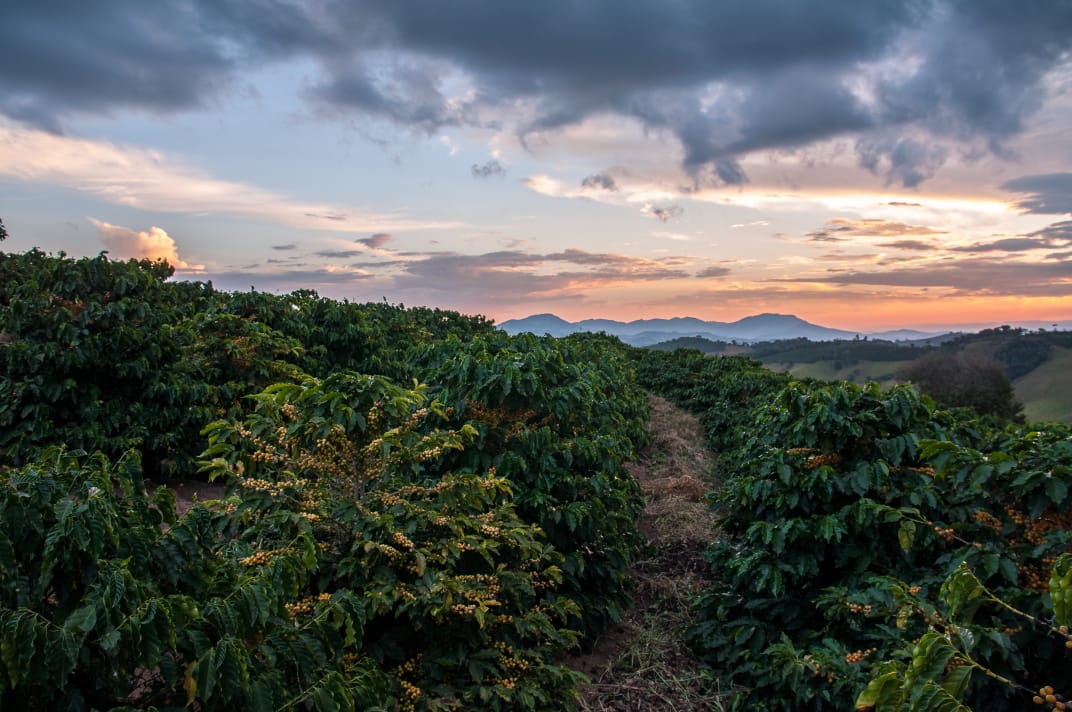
[498,312,945,345]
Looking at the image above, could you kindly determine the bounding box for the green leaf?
[63,604,98,637]
[941,563,986,624]
[940,664,972,699]
[1044,476,1068,504]
[898,519,917,552]
[855,669,902,711]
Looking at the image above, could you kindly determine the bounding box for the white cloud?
[89,218,205,270]
[0,123,459,233]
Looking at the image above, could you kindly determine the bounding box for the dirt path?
[567,395,725,711]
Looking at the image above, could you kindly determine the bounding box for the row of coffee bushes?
[633,346,1072,710]
[1,248,648,709]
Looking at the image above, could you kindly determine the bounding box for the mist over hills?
[498,313,946,346]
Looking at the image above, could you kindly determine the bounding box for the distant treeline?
[649,326,1072,381]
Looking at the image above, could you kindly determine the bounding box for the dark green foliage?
[200,373,589,710]
[413,331,648,639]
[0,249,496,479]
[0,448,391,711]
[899,351,1024,421]
[638,347,1072,710]
[992,332,1053,379]
[941,325,1072,379]
[746,336,924,365]
[0,246,648,708]
[0,250,217,475]
[648,336,731,353]
[687,381,944,709]
[631,347,789,456]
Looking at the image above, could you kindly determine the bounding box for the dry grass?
[568,395,726,711]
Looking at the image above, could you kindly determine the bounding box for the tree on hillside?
[899,351,1024,421]
[0,217,7,241]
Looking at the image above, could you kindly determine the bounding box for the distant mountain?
[499,312,879,345]
[720,313,858,342]
[500,313,577,338]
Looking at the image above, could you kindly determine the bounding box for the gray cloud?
[581,172,618,191]
[271,243,298,251]
[4,1,1070,186]
[350,247,691,304]
[0,0,232,132]
[643,204,684,222]
[1032,220,1072,241]
[856,136,948,188]
[357,232,393,248]
[777,257,1072,297]
[879,239,936,251]
[310,56,466,132]
[953,238,1056,253]
[316,249,363,258]
[696,265,732,278]
[471,159,506,178]
[952,221,1072,252]
[807,218,945,242]
[1001,173,1072,214]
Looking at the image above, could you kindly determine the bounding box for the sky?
[1,0,1071,331]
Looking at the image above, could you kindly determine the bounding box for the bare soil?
[567,395,725,711]
[160,478,227,516]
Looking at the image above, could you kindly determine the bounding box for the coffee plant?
[637,347,1072,711]
[0,447,391,711]
[1,245,652,709]
[413,331,648,639]
[200,372,588,710]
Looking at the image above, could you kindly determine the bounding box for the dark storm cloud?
[471,160,506,178]
[0,0,233,131]
[310,56,465,132]
[357,233,393,248]
[1001,173,1072,214]
[4,1,1070,186]
[581,173,618,191]
[856,136,948,188]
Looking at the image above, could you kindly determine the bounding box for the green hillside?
[1016,346,1072,422]
[767,358,914,386]
[653,329,1072,422]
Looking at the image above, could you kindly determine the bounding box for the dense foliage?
[898,351,1024,421]
[0,247,646,710]
[634,346,1072,710]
